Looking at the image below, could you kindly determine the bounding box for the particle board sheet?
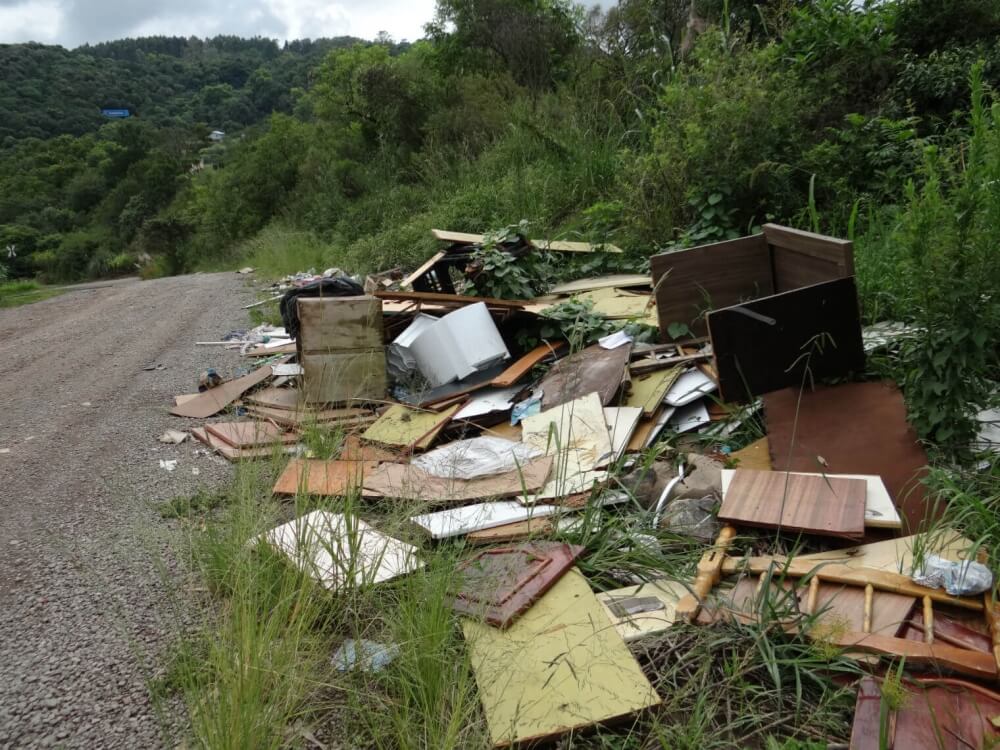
[579,287,655,322]
[721,470,901,530]
[850,676,1000,750]
[597,579,688,643]
[205,420,298,449]
[243,404,375,429]
[464,567,660,747]
[522,393,614,472]
[651,235,773,337]
[763,381,932,532]
[245,386,303,411]
[797,530,977,575]
[719,468,867,539]
[361,403,461,451]
[450,542,584,628]
[621,366,682,416]
[169,363,277,418]
[272,459,379,496]
[548,274,651,295]
[361,456,553,504]
[258,510,423,591]
[338,434,403,463]
[490,341,566,387]
[411,501,562,540]
[730,437,773,471]
[707,277,866,403]
[296,295,384,351]
[191,426,299,462]
[538,343,632,410]
[762,223,853,294]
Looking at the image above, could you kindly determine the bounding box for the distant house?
[101,108,131,118]
[208,130,226,142]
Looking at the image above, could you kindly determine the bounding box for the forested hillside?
[2,0,1000,311]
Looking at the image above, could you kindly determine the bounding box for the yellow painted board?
[622,366,682,416]
[361,403,461,451]
[463,567,660,748]
[797,529,977,575]
[597,579,688,643]
[730,437,773,471]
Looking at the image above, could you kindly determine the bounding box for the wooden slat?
[374,290,525,310]
[272,459,378,495]
[651,235,772,338]
[170,363,277,419]
[402,250,448,288]
[490,341,566,387]
[707,277,866,403]
[718,469,867,539]
[762,223,854,293]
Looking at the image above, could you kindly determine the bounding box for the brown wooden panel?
[718,468,867,539]
[296,296,384,351]
[272,459,378,496]
[491,341,566,387]
[450,542,584,628]
[170,362,278,419]
[707,277,865,403]
[374,290,525,310]
[764,381,932,533]
[763,223,853,293]
[205,420,297,448]
[300,350,387,404]
[538,342,632,410]
[651,235,772,338]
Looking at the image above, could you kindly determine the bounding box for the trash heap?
[167,224,1000,748]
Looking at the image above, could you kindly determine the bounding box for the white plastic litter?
[159,459,178,471]
[912,554,994,596]
[409,303,510,387]
[158,429,189,444]
[411,436,543,480]
[598,330,633,350]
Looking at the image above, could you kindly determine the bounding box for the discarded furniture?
[297,296,387,404]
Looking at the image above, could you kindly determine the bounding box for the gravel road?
[0,272,256,748]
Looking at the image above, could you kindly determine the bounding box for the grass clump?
[0,279,63,308]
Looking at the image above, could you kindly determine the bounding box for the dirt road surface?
[0,273,255,747]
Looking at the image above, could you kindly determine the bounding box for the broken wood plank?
[538,343,631,410]
[490,341,566,387]
[374,290,526,310]
[205,420,298,449]
[272,459,379,496]
[463,567,660,747]
[191,426,299,461]
[170,363,278,419]
[466,517,557,544]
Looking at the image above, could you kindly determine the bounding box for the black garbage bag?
[280,277,365,340]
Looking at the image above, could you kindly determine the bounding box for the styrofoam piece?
[453,386,523,420]
[720,469,902,529]
[410,501,562,539]
[411,436,543,480]
[663,368,717,407]
[409,303,511,387]
[666,400,709,433]
[259,510,423,590]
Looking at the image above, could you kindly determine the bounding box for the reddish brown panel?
[272,459,378,496]
[205,420,297,449]
[718,469,866,539]
[762,223,854,293]
[764,381,932,533]
[539,343,632,410]
[450,542,584,628]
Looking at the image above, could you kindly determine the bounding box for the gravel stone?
[0,273,255,748]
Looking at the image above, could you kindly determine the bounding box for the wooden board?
[730,437,772,471]
[797,530,977,574]
[374,290,525,310]
[651,235,772,338]
[538,343,631,410]
[720,469,901,530]
[707,277,866,403]
[466,517,557,544]
[243,404,375,429]
[300,350,387,405]
[718,468,867,539]
[272,459,378,496]
[338,434,403,462]
[245,386,303,410]
[548,274,651,295]
[431,229,624,254]
[169,364,276,419]
[361,403,461,451]
[191,426,299,461]
[490,341,566,387]
[762,223,853,293]
[463,567,660,747]
[205,420,297,449]
[411,501,562,539]
[625,405,674,452]
[402,250,448,289]
[764,381,932,532]
[450,542,584,628]
[621,366,682,417]
[244,342,298,357]
[361,457,553,503]
[296,295,384,351]
[597,579,688,643]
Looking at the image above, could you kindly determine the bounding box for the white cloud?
[0,0,63,43]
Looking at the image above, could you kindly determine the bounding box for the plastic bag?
[912,554,994,596]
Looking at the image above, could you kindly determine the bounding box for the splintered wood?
[719,468,867,539]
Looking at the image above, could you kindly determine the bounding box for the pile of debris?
[166,225,999,748]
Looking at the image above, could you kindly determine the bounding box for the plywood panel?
[762,223,853,293]
[206,420,297,448]
[296,296,384,351]
[463,567,660,747]
[538,343,631,410]
[170,363,275,418]
[621,366,682,416]
[191,426,299,461]
[719,468,866,539]
[361,403,461,451]
[490,341,566,387]
[243,404,375,429]
[651,235,772,337]
[730,437,772,470]
[272,459,378,496]
[245,386,302,410]
[300,351,387,405]
[708,277,865,403]
[764,381,932,532]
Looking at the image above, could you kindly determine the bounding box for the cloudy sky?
[0,0,453,48]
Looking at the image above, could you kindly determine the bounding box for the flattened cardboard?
[463,567,660,748]
[170,363,277,418]
[272,459,379,496]
[450,542,584,628]
[707,277,865,402]
[764,381,932,531]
